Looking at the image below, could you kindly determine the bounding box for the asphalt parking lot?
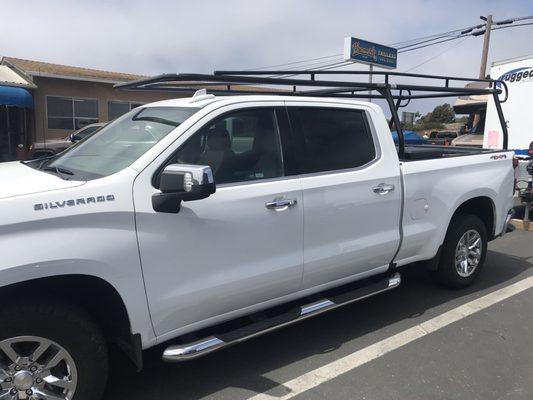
[106,230,533,400]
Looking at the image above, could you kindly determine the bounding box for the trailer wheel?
[434,213,487,288]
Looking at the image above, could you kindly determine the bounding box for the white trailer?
[484,54,533,153]
[484,54,533,187]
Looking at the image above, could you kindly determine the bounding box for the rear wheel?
[0,300,108,400]
[434,213,487,288]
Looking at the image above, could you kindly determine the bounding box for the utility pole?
[479,14,493,79]
[368,64,373,102]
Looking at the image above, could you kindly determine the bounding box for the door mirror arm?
[152,164,216,213]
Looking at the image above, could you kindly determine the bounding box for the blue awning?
[0,85,33,108]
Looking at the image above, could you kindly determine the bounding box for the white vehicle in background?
[484,54,533,186]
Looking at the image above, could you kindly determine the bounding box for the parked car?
[0,84,514,400]
[391,130,427,145]
[426,130,459,145]
[28,122,106,159]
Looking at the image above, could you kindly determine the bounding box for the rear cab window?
[287,107,376,174]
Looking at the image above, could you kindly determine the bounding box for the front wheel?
[433,213,488,288]
[0,300,108,400]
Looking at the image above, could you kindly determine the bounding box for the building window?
[108,101,144,120]
[47,96,98,130]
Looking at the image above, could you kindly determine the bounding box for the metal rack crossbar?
[115,70,509,158]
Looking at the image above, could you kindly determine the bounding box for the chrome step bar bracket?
[162,272,401,362]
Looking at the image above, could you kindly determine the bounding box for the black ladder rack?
[115,70,509,158]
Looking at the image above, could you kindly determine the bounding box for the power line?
[391,25,481,48]
[248,14,533,73]
[249,24,481,70]
[245,54,341,71]
[279,14,533,84]
[503,15,533,23]
[398,36,463,53]
[270,57,345,72]
[250,30,467,71]
[403,38,470,72]
[400,17,533,53]
[396,34,460,50]
[267,60,350,78]
[397,14,533,51]
[492,21,533,32]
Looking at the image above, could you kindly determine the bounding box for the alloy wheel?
[0,336,77,400]
[454,229,482,278]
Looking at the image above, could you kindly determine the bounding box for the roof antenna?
[193,88,207,98]
[189,88,216,103]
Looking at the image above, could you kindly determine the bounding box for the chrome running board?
[162,272,401,362]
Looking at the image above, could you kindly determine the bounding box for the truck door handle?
[372,183,395,195]
[265,198,297,211]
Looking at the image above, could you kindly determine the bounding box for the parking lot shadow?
[105,246,532,400]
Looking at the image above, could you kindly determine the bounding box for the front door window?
[174,108,284,184]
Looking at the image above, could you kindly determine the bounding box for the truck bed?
[395,147,515,267]
[401,145,504,161]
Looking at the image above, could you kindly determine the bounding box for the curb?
[510,218,531,232]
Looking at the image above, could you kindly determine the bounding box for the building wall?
[31,76,182,141]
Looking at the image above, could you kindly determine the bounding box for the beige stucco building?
[0,57,183,160]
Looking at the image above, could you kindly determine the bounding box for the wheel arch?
[0,274,143,370]
[449,195,496,239]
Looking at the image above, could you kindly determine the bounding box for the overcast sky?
[1,0,532,113]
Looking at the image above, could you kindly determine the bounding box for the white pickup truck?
[0,73,515,400]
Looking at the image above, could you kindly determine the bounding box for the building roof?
[1,57,146,84]
[0,65,36,88]
[453,81,488,114]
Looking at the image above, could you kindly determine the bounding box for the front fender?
[0,211,156,348]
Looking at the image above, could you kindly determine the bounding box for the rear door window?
[287,107,375,174]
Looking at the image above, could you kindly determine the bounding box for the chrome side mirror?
[152,164,216,213]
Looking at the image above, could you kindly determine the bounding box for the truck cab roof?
[143,93,377,111]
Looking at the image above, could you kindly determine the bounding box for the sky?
[1,0,532,114]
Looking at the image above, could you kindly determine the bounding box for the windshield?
[36,106,199,180]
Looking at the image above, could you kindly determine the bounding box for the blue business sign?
[343,37,397,69]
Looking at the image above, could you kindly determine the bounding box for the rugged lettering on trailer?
[497,67,533,85]
[33,195,116,211]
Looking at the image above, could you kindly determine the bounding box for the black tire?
[0,299,108,400]
[433,213,488,288]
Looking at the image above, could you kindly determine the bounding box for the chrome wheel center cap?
[13,370,34,391]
